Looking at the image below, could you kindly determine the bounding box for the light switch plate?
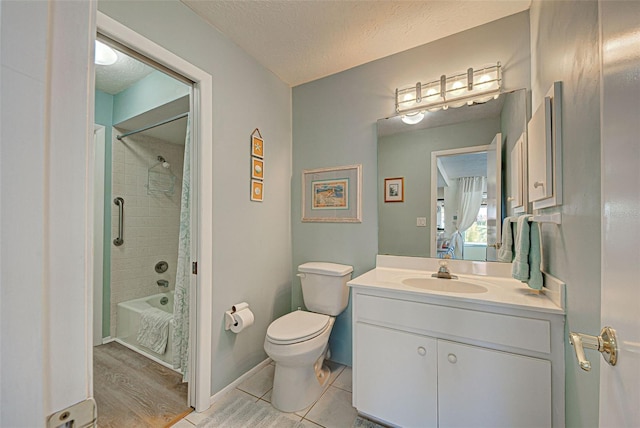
[417,217,427,227]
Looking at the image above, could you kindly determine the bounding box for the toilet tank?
[298,262,353,316]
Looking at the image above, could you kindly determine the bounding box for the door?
[599,1,640,425]
[486,133,502,261]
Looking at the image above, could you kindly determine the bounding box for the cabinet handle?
[534,181,545,189]
[447,353,457,364]
[417,346,426,356]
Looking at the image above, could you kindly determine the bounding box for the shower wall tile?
[110,133,184,338]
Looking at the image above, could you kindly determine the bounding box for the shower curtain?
[173,114,190,381]
[451,176,486,259]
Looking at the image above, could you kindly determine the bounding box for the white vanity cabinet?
[351,286,565,427]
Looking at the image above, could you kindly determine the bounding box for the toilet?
[264,262,353,412]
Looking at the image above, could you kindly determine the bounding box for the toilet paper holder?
[225,302,249,330]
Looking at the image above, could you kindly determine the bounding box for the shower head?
[157,155,170,168]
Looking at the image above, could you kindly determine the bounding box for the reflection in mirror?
[377,89,528,262]
[430,142,498,261]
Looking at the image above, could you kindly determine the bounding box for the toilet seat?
[267,311,330,345]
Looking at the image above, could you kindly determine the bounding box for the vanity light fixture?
[95,40,118,66]
[395,62,502,120]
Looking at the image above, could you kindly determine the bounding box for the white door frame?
[95,12,213,412]
[93,125,106,347]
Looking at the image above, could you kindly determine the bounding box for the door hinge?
[192,261,198,275]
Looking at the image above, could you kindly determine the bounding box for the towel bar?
[508,213,561,225]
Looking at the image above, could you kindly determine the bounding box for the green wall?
[113,70,190,124]
[292,11,531,365]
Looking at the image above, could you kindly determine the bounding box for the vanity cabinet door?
[355,322,437,428]
[437,340,551,428]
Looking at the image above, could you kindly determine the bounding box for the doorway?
[92,34,195,425]
[94,11,214,414]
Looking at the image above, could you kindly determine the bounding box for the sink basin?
[401,277,488,294]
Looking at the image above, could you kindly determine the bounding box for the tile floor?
[172,360,358,428]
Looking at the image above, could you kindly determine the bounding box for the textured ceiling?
[181,0,530,86]
[95,49,155,95]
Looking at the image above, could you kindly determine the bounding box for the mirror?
[377,89,528,261]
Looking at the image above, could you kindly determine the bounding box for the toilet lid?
[267,311,330,345]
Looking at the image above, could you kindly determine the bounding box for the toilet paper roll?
[232,302,249,313]
[230,308,254,333]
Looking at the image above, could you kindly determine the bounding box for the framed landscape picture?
[302,164,362,222]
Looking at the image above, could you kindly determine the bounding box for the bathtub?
[116,291,175,369]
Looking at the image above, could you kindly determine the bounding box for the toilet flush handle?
[296,273,306,278]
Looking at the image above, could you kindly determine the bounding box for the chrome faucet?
[432,261,458,279]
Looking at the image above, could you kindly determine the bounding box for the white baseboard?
[209,358,272,406]
[102,336,114,344]
[112,338,178,372]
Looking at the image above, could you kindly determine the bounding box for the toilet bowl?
[264,311,335,412]
[264,262,353,412]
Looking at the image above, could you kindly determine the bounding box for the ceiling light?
[395,62,501,114]
[95,40,118,66]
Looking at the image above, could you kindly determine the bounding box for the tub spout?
[157,279,169,288]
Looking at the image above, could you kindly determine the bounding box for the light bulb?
[95,40,118,66]
[449,80,465,97]
[424,87,443,112]
[401,112,425,125]
[400,91,418,110]
[472,71,499,102]
[476,73,493,90]
[447,79,467,108]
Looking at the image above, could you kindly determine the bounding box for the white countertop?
[348,264,565,315]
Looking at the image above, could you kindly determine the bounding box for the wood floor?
[94,342,191,427]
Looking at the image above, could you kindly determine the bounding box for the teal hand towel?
[511,215,531,281]
[497,217,514,262]
[527,222,544,290]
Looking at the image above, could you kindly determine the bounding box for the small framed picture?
[251,157,264,180]
[384,177,404,202]
[251,135,264,159]
[251,179,263,202]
